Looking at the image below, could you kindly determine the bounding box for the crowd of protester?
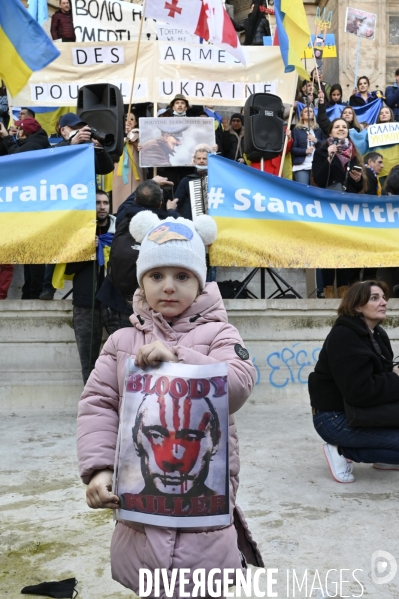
[2,5,399,375]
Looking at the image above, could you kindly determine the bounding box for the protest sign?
[351,127,399,179]
[114,361,230,528]
[0,145,96,264]
[368,122,399,148]
[303,34,337,58]
[345,7,376,40]
[156,24,198,44]
[139,118,215,167]
[207,155,399,269]
[71,0,157,42]
[10,42,297,107]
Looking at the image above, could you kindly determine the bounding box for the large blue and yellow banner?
[0,145,96,264]
[208,155,399,268]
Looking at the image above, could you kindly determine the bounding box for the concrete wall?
[3,298,399,412]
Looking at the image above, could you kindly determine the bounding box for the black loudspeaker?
[244,93,285,161]
[77,83,124,160]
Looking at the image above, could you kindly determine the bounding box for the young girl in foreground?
[77,212,262,597]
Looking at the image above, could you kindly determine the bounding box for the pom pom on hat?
[193,214,217,246]
[131,213,218,290]
[129,211,161,242]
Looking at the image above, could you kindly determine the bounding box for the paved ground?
[1,400,399,599]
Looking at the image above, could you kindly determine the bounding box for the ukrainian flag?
[274,0,310,80]
[0,0,60,97]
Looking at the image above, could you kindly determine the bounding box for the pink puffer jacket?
[77,282,262,597]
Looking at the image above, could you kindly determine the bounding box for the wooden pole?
[127,0,146,118]
[354,33,361,91]
[153,101,158,177]
[277,103,294,178]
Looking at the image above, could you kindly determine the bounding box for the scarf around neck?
[327,136,353,169]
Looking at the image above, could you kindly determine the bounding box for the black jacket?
[308,316,399,411]
[55,139,114,175]
[115,192,179,225]
[65,219,114,308]
[349,92,377,107]
[3,128,50,154]
[175,172,204,220]
[97,202,179,313]
[312,145,363,194]
[222,128,244,161]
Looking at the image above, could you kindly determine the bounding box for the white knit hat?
[129,212,218,289]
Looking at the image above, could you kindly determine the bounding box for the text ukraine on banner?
[0,145,96,264]
[0,0,60,97]
[207,155,399,269]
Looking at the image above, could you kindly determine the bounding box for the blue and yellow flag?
[0,145,96,264]
[208,155,399,269]
[274,0,310,81]
[27,0,49,25]
[0,0,60,97]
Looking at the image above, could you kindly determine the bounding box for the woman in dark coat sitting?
[309,281,399,483]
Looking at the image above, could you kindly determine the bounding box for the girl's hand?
[86,469,119,509]
[306,147,314,155]
[308,134,317,143]
[135,340,178,369]
[318,90,325,104]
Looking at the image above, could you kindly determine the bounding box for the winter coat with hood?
[77,282,262,597]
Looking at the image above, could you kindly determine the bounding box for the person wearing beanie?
[77,213,261,598]
[0,117,50,154]
[221,112,245,162]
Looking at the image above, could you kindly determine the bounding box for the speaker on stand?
[77,83,124,161]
